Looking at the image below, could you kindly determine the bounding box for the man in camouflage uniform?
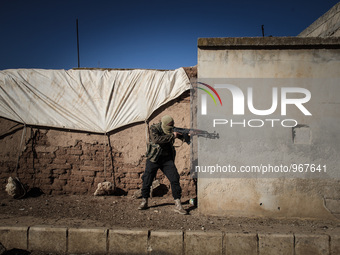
[138,115,187,215]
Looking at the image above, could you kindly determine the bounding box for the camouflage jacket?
[147,122,176,161]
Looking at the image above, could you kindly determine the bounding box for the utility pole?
[76,19,80,68]
[261,25,265,37]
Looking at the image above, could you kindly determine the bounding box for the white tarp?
[0,68,191,133]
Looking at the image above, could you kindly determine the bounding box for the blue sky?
[0,0,338,70]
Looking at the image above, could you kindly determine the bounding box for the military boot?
[174,199,187,215]
[138,198,148,210]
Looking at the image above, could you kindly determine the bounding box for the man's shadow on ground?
[148,196,197,214]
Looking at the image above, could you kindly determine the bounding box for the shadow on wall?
[0,90,192,196]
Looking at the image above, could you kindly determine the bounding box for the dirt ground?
[0,193,339,236]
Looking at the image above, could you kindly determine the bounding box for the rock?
[5,177,26,199]
[132,189,142,199]
[132,180,160,198]
[94,182,115,196]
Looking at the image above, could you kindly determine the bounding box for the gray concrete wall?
[299,2,340,37]
[197,37,340,219]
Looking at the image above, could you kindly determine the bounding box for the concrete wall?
[299,2,340,37]
[197,37,340,219]
[0,67,196,197]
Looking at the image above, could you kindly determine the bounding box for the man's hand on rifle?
[173,127,219,144]
[173,131,180,138]
[173,131,190,139]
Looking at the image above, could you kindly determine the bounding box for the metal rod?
[262,25,265,37]
[76,19,80,68]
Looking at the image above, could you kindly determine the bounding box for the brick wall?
[0,67,197,197]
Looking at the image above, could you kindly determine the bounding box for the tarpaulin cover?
[0,68,191,133]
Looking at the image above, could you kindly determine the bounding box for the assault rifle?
[173,127,219,145]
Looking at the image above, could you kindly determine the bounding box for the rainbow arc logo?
[197,82,223,106]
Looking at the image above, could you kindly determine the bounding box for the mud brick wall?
[0,67,197,197]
